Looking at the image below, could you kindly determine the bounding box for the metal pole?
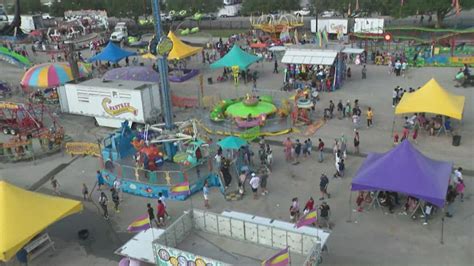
[440,217,445,244]
[151,0,173,130]
[346,187,353,223]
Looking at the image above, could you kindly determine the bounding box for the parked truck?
[58,79,161,128]
[110,22,128,42]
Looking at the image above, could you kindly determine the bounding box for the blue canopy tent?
[351,140,452,207]
[88,42,137,63]
[211,45,261,70]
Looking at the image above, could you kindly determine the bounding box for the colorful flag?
[170,181,190,196]
[322,30,329,44]
[295,209,317,228]
[316,31,322,47]
[127,214,151,232]
[262,247,289,266]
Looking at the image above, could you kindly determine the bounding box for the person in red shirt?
[156,200,166,227]
[303,197,315,214]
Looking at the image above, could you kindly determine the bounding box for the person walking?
[158,192,169,218]
[113,178,123,201]
[367,107,374,127]
[51,177,60,195]
[147,203,160,227]
[203,181,210,208]
[303,197,315,214]
[220,157,232,189]
[156,200,166,226]
[259,164,270,195]
[283,137,293,162]
[249,173,260,199]
[290,197,300,223]
[293,139,302,165]
[319,174,330,200]
[337,100,344,119]
[318,201,331,229]
[445,186,457,218]
[98,192,109,220]
[273,59,278,73]
[392,87,398,107]
[422,203,433,225]
[318,138,325,162]
[354,130,360,154]
[238,170,247,195]
[96,170,105,190]
[362,65,367,79]
[111,187,120,213]
[82,183,89,200]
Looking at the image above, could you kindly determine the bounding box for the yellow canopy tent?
[0,181,83,261]
[395,78,465,120]
[167,31,203,61]
[141,53,156,60]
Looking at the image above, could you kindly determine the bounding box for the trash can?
[207,77,213,84]
[452,135,461,146]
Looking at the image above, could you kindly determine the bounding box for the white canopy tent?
[281,48,338,65]
[342,48,365,54]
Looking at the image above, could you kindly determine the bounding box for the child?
[393,132,399,146]
[456,179,465,202]
[51,177,60,195]
[82,183,89,200]
[203,181,210,208]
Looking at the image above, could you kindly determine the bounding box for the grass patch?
[178,29,248,38]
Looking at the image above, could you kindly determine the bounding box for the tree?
[395,0,474,28]
[242,0,300,15]
[166,0,222,13]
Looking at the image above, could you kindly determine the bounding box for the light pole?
[151,0,173,130]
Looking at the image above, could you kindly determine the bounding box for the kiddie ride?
[210,93,291,130]
[0,101,64,162]
[100,120,222,200]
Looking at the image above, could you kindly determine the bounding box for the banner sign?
[102,98,138,116]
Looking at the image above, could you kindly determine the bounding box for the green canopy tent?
[217,136,247,150]
[211,45,262,70]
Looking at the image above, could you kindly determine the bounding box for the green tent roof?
[211,45,261,70]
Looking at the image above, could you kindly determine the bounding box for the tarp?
[211,45,261,70]
[351,141,452,207]
[395,78,465,120]
[88,42,137,63]
[0,181,83,261]
[167,31,202,61]
[103,66,159,83]
[282,48,338,65]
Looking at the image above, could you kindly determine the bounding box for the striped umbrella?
[20,62,91,88]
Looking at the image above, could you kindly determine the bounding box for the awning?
[115,228,164,264]
[281,48,338,65]
[343,48,365,54]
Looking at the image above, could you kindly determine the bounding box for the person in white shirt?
[453,167,463,184]
[249,173,260,200]
[113,178,122,201]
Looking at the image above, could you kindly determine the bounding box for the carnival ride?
[100,120,221,200]
[0,101,64,162]
[250,13,303,40]
[353,26,474,67]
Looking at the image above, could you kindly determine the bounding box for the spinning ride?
[250,13,303,40]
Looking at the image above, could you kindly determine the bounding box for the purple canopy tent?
[103,66,159,83]
[351,140,452,207]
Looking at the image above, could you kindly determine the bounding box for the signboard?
[451,56,474,64]
[101,98,138,116]
[154,245,229,266]
[0,101,20,109]
[354,18,384,34]
[312,19,348,34]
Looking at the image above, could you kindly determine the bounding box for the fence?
[153,209,327,265]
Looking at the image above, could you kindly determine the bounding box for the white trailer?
[58,78,161,128]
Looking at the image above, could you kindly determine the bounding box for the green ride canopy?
[225,101,277,118]
[211,45,261,70]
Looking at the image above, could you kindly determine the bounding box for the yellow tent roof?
[395,78,465,120]
[141,53,156,60]
[167,31,203,61]
[0,181,83,261]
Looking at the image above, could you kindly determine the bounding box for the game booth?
[281,46,348,91]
